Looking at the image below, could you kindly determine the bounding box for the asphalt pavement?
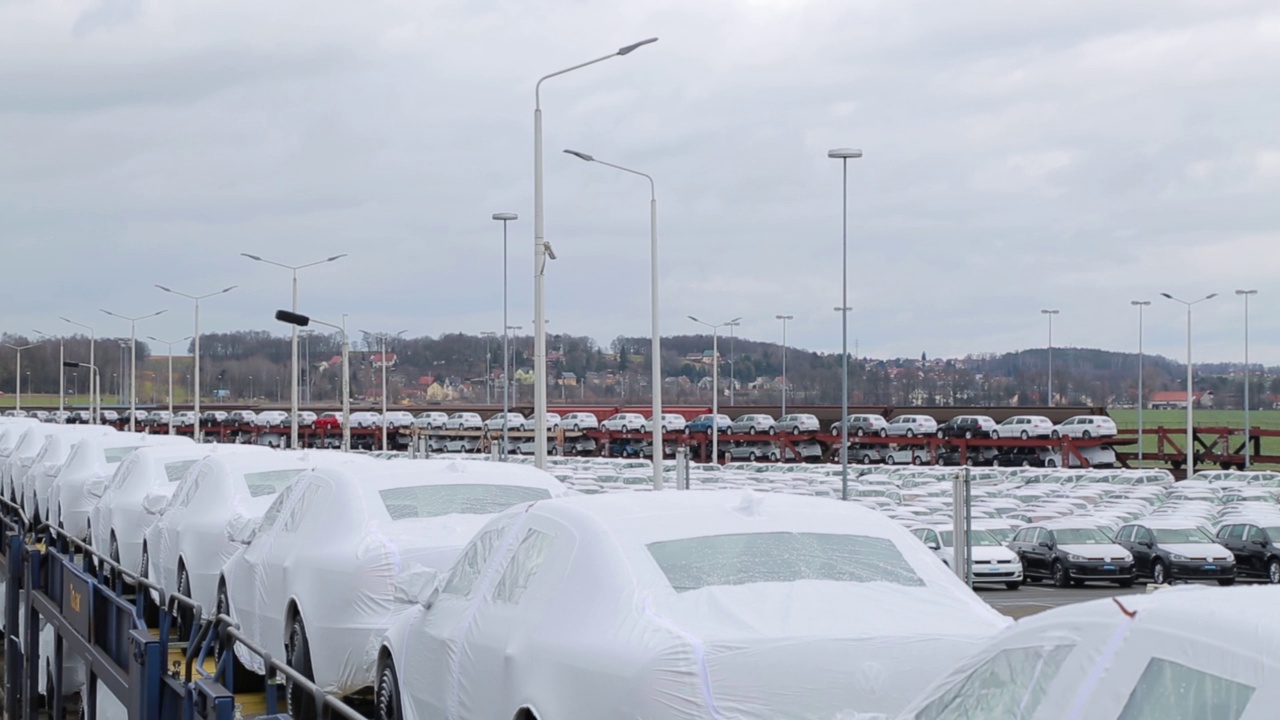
[979,579,1262,619]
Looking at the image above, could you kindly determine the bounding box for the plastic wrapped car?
[21,425,118,524]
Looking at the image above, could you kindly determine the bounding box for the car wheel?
[792,426,801,435]
[1268,558,1280,584]
[1005,580,1023,590]
[990,430,1000,439]
[176,565,195,640]
[1152,561,1167,585]
[1052,561,1070,588]
[767,426,777,435]
[964,430,974,439]
[287,616,317,720]
[1217,577,1236,587]
[884,456,896,466]
[572,424,581,432]
[1020,430,1030,440]
[1050,430,1060,439]
[748,452,757,461]
[911,455,923,465]
[661,425,668,434]
[216,584,262,692]
[376,656,404,720]
[861,454,873,464]
[853,427,864,437]
[936,429,946,439]
[1082,430,1092,439]
[769,452,779,462]
[964,456,975,466]
[905,429,915,438]
[1046,459,1057,468]
[139,542,150,579]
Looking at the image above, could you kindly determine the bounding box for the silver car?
[731,414,778,435]
[777,414,820,434]
[727,441,781,462]
[830,414,889,437]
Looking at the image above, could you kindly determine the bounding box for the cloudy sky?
[3,0,1279,365]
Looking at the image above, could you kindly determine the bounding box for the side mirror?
[925,541,941,551]
[1255,539,1268,547]
[85,478,108,499]
[1140,540,1154,548]
[225,514,261,545]
[1038,541,1052,549]
[393,565,443,608]
[141,492,168,516]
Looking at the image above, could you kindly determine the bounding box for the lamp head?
[827,148,863,159]
[1205,293,1219,300]
[1160,293,1174,300]
[326,254,347,263]
[492,212,518,221]
[240,253,263,261]
[155,284,172,293]
[563,149,595,162]
[617,37,658,56]
[220,286,237,294]
[63,361,80,369]
[275,310,311,327]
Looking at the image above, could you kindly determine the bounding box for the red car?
[315,411,344,429]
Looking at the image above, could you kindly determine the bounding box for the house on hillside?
[1149,390,1214,410]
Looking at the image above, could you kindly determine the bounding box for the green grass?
[0,392,194,408]
[1108,408,1280,462]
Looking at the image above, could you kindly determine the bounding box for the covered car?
[21,425,118,524]
[52,432,194,540]
[89,443,267,573]
[4,423,110,505]
[896,585,1280,719]
[375,491,1009,720]
[218,459,571,706]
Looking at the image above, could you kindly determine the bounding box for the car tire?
[748,452,757,462]
[905,429,915,438]
[769,452,779,462]
[1268,558,1280,584]
[936,430,946,439]
[964,456,975,466]
[1046,459,1057,468]
[176,565,195,641]
[861,454,873,464]
[1217,577,1236,587]
[216,585,262,692]
[768,426,777,435]
[1152,561,1167,585]
[850,427,861,437]
[1050,430,1060,439]
[1052,561,1070,588]
[878,428,888,437]
[1005,580,1023,590]
[287,616,317,720]
[884,456,896,466]
[376,656,404,720]
[990,430,1000,439]
[792,426,801,435]
[964,430,974,439]
[911,455,923,465]
[1020,430,1030,440]
[139,542,150,579]
[1082,430,1092,439]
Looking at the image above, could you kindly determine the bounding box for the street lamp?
[726,321,740,406]
[533,37,659,471]
[776,315,794,414]
[276,310,351,451]
[33,330,65,414]
[1160,292,1218,475]
[148,335,191,435]
[828,147,863,502]
[155,285,236,442]
[62,361,100,422]
[364,330,407,451]
[1040,309,1060,406]
[493,212,518,432]
[480,331,497,404]
[505,325,524,413]
[688,316,741,465]
[99,308,166,431]
[241,252,346,448]
[4,341,37,411]
[563,149,663,490]
[1236,290,1259,468]
[1130,301,1151,466]
[61,317,97,423]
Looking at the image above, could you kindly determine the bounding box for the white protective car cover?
[23,425,118,523]
[223,458,570,696]
[4,424,101,505]
[52,433,194,539]
[89,443,269,573]
[381,490,1010,720]
[896,584,1280,720]
[145,449,380,615]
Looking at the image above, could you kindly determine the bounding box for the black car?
[1215,521,1280,584]
[1008,523,1136,588]
[936,415,995,439]
[993,447,1047,467]
[938,449,994,467]
[1115,522,1236,586]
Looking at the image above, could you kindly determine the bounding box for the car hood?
[1058,543,1129,560]
[1158,543,1232,560]
[969,545,1018,562]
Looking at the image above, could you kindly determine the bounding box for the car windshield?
[103,446,140,464]
[244,469,306,498]
[647,531,925,592]
[1053,528,1114,544]
[984,528,1015,543]
[378,484,552,520]
[1151,527,1215,544]
[163,459,199,482]
[939,529,1003,547]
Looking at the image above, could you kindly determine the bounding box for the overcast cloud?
[2,0,1279,365]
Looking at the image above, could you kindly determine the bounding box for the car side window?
[1135,527,1153,544]
[1224,525,1243,541]
[283,483,322,533]
[491,528,557,604]
[1244,526,1262,543]
[443,525,513,598]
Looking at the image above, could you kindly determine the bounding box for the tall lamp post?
[276,311,351,451]
[726,321,740,406]
[776,315,793,415]
[1130,301,1151,466]
[63,362,100,423]
[241,253,346,448]
[563,149,663,490]
[532,37,658,471]
[688,316,740,465]
[148,336,191,435]
[828,147,862,502]
[32,330,65,415]
[1040,309,1060,407]
[1236,289,1258,468]
[4,342,37,411]
[61,318,97,422]
[1160,292,1218,475]
[492,212,518,455]
[99,309,166,431]
[155,285,236,442]
[364,330,407,451]
[480,331,497,404]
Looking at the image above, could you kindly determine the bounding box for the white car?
[883,447,933,466]
[90,444,268,574]
[146,410,173,427]
[485,412,527,431]
[382,411,415,429]
[1051,415,1119,439]
[444,412,483,431]
[171,411,197,428]
[991,415,1055,440]
[296,411,318,428]
[51,432,194,540]
[643,413,689,434]
[544,413,562,431]
[3,424,109,505]
[911,525,1024,589]
[46,411,71,424]
[254,411,290,428]
[21,425,118,524]
[218,460,571,704]
[374,491,1009,720]
[146,450,377,621]
[885,415,939,438]
[731,413,779,435]
[777,413,821,434]
[601,413,647,433]
[99,410,120,423]
[414,412,449,430]
[561,412,600,432]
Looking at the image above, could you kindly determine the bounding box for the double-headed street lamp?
[148,336,191,435]
[1236,289,1259,468]
[4,341,37,411]
[32,330,65,414]
[1160,292,1218,475]
[1040,309,1060,406]
[60,318,97,422]
[828,147,862,502]
[277,311,351,451]
[688,316,741,466]
[776,315,794,415]
[241,253,346,448]
[156,285,236,442]
[99,309,166,431]
[564,149,663,490]
[532,37,658,471]
[1130,301,1151,466]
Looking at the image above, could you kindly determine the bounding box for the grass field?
[1109,408,1280,461]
